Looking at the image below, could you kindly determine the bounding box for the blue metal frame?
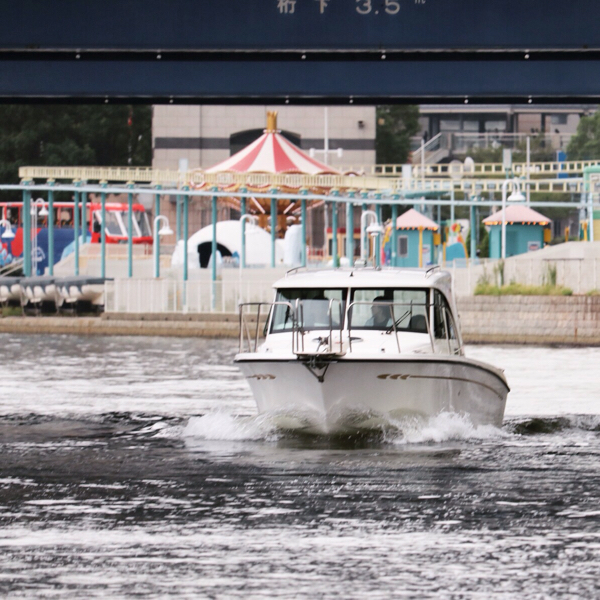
[4,59,600,99]
[3,1,600,51]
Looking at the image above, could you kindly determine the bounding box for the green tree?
[466,221,489,258]
[567,109,600,160]
[0,105,152,188]
[375,105,420,164]
[466,135,555,164]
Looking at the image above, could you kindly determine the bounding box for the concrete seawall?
[1,297,600,345]
[457,296,600,345]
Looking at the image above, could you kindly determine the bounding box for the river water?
[0,334,599,598]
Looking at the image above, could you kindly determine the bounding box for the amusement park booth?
[394,209,439,268]
[483,205,551,259]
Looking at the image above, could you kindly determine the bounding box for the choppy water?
[1,334,600,598]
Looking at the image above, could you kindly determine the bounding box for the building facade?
[152,105,376,172]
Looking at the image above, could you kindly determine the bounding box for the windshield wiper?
[386,309,410,334]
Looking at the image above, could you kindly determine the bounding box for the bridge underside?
[2,56,600,104]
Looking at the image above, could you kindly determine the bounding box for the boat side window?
[433,291,449,340]
[270,288,347,332]
[120,210,141,237]
[349,289,428,331]
[94,210,124,237]
[135,210,152,237]
[433,290,460,353]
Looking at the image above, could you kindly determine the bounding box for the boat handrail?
[239,297,461,357]
[238,301,296,354]
[424,265,441,278]
[238,299,346,356]
[295,297,345,356]
[285,266,309,277]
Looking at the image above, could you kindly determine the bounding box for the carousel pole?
[300,188,308,268]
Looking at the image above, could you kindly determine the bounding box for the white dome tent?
[171,220,285,270]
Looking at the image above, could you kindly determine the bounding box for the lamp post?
[367,221,385,267]
[360,209,382,265]
[153,216,173,279]
[239,214,258,305]
[501,180,525,259]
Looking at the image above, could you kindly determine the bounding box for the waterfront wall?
[2,296,600,345]
[457,296,600,345]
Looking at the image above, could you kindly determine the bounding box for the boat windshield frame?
[269,287,348,333]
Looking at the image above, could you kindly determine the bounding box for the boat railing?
[239,298,459,356]
[238,299,346,356]
[346,300,435,354]
[294,298,345,356]
[238,301,295,354]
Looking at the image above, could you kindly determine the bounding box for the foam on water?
[183,412,278,441]
[387,411,508,445]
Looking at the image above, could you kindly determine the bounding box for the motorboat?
[235,267,509,434]
[55,275,108,310]
[0,276,21,306]
[19,276,58,311]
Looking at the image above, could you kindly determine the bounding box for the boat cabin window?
[93,210,123,236]
[349,289,429,331]
[433,290,460,353]
[270,288,347,332]
[136,211,152,237]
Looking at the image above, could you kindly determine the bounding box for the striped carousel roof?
[205,111,339,175]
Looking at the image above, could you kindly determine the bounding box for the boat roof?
[274,267,452,292]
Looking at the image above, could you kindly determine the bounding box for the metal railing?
[238,298,463,357]
[239,299,345,356]
[295,298,345,356]
[105,278,275,314]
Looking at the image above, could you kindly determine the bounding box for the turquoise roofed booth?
[393,209,439,268]
[483,205,551,259]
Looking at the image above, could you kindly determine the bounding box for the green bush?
[474,282,573,296]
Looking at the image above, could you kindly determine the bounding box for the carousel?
[199,111,339,237]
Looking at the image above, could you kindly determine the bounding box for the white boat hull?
[235,354,508,434]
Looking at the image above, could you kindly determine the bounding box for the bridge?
[1,0,600,103]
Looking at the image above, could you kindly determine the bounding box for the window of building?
[398,235,408,257]
[484,120,507,132]
[439,119,461,132]
[230,129,301,155]
[550,114,568,125]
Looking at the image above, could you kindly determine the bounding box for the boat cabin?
[247,267,463,357]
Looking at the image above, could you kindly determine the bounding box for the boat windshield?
[136,211,151,237]
[270,288,347,332]
[93,210,123,236]
[349,288,429,331]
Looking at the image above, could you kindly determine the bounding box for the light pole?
[239,214,258,305]
[153,216,173,279]
[367,221,385,267]
[360,209,383,265]
[501,180,525,260]
[30,198,48,275]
